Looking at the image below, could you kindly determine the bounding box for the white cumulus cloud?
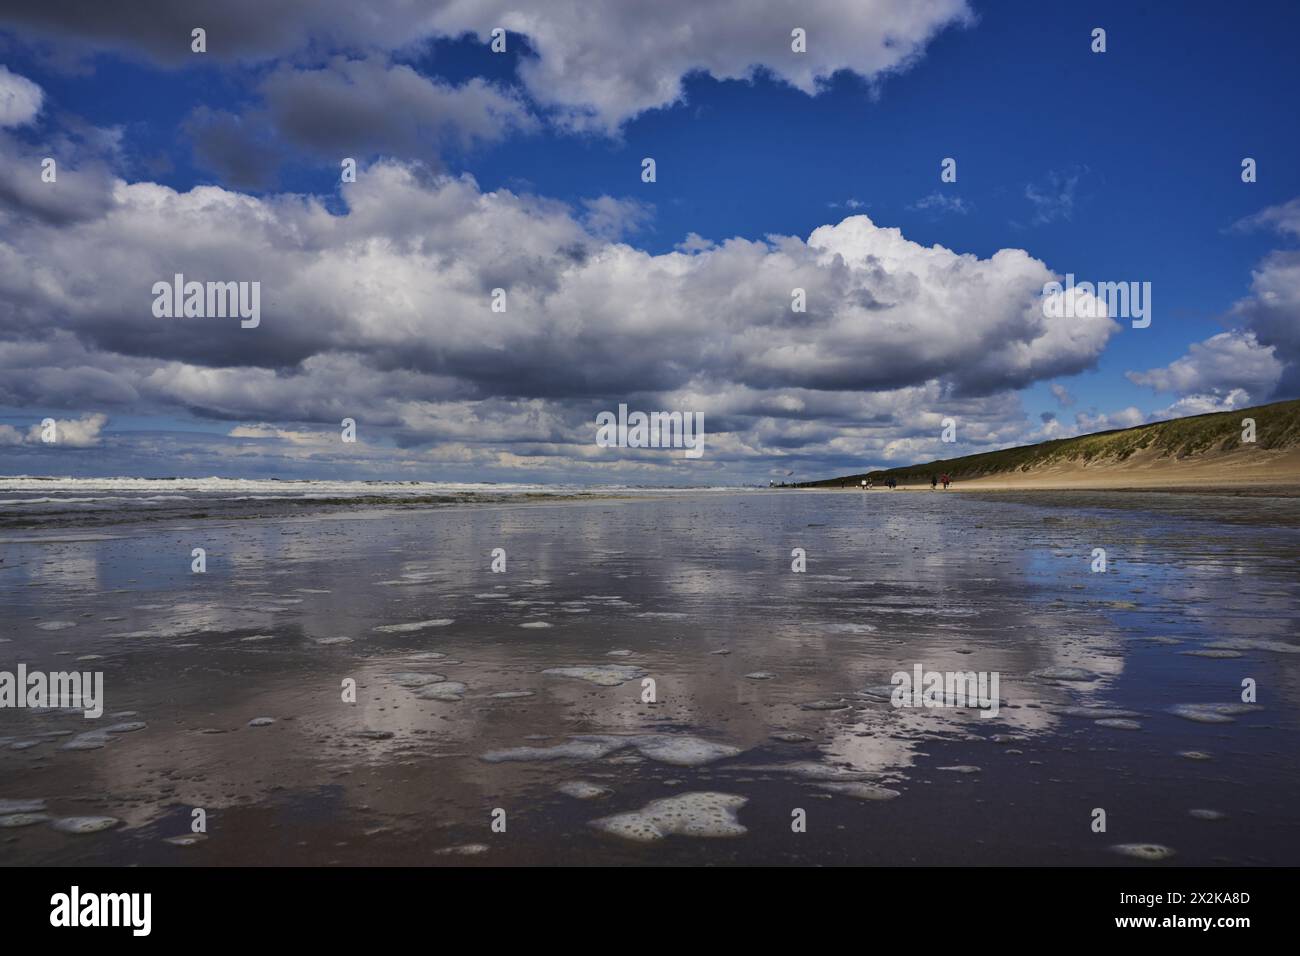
[0,65,42,127]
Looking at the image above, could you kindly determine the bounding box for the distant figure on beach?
[887,477,897,490]
[930,474,938,490]
[941,473,951,489]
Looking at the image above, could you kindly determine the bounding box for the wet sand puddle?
[1,491,1298,865]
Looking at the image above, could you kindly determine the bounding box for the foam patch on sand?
[1110,843,1175,861]
[415,681,467,701]
[590,792,748,842]
[374,619,454,633]
[482,734,741,767]
[818,622,878,634]
[105,721,146,734]
[483,738,622,762]
[542,665,647,686]
[389,672,447,687]
[61,731,112,751]
[632,736,743,766]
[1168,703,1261,724]
[1058,707,1143,719]
[50,816,120,834]
[1031,666,1100,682]
[0,813,50,827]
[557,780,613,800]
[816,782,901,800]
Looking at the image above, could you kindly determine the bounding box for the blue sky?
[1,0,1298,482]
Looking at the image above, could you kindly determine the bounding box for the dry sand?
[960,444,1300,492]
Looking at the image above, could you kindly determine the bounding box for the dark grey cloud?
[1,1,972,130]
[261,57,534,157]
[0,129,118,224]
[183,56,538,185]
[184,107,283,190]
[0,0,403,65]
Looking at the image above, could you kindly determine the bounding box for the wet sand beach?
[2,486,1299,866]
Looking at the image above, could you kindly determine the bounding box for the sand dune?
[808,398,1300,493]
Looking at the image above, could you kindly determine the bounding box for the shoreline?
[0,487,757,536]
[8,480,1300,536]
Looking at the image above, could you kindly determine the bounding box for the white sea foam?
[482,734,740,767]
[590,792,748,842]
[541,664,646,686]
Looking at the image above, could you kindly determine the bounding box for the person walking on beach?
[930,474,938,490]
[941,473,951,489]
